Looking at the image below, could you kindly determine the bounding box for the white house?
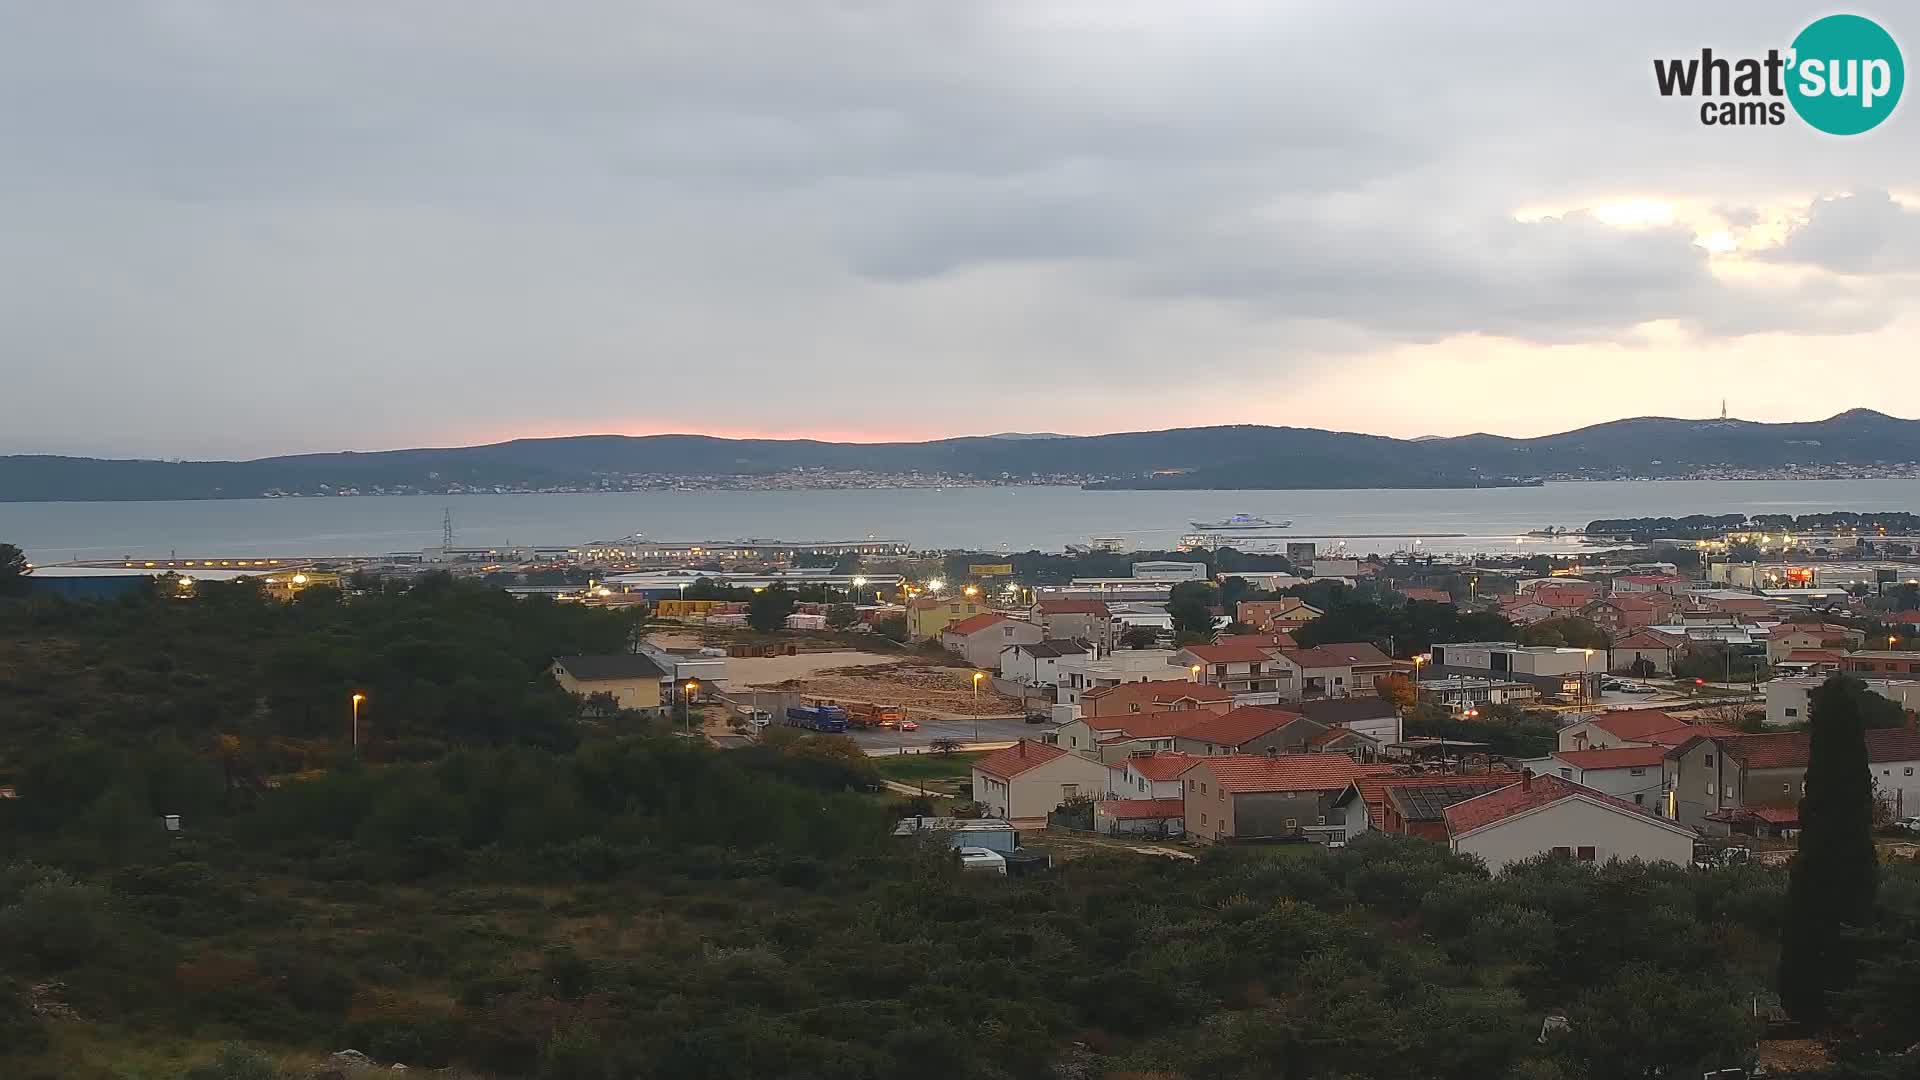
[970,740,1113,826]
[999,639,1093,688]
[1518,745,1667,811]
[1443,773,1697,874]
[1104,750,1196,799]
[1869,727,1920,818]
[941,613,1043,669]
[1768,675,1920,728]
[1056,649,1179,705]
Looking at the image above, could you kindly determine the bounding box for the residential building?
[1444,773,1696,873]
[1104,750,1197,799]
[1292,696,1403,744]
[1841,651,1920,678]
[1557,708,1738,753]
[1521,746,1667,809]
[1871,726,1920,817]
[1582,594,1682,636]
[892,817,1018,853]
[1236,598,1322,632]
[1094,798,1186,837]
[1055,710,1212,762]
[1340,773,1519,841]
[941,612,1043,668]
[1687,589,1776,617]
[1613,574,1688,596]
[551,654,668,713]
[906,594,989,641]
[1608,629,1687,674]
[1172,706,1324,756]
[1078,679,1234,720]
[1766,622,1867,663]
[1174,641,1301,697]
[1417,676,1540,711]
[1181,754,1393,844]
[1031,598,1115,651]
[1428,641,1604,701]
[1768,675,1920,727]
[1396,586,1455,605]
[999,639,1093,688]
[1307,726,1384,759]
[1776,649,1845,675]
[1499,600,1562,626]
[1662,731,1810,832]
[969,740,1112,826]
[1312,558,1362,578]
[1287,642,1398,698]
[1055,649,1180,705]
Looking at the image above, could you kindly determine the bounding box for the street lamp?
[350,692,366,750]
[1190,663,1203,683]
[927,578,945,594]
[683,679,700,735]
[971,671,985,743]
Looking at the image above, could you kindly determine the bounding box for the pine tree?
[1778,675,1880,1025]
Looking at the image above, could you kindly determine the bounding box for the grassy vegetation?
[871,750,985,785]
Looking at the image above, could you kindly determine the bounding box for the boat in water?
[1188,514,1291,531]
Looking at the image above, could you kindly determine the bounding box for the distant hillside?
[4,410,1918,501]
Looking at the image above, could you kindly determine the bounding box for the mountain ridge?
[3,411,1916,501]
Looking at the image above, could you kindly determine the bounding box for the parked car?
[898,719,919,732]
[1897,816,1920,834]
[1024,711,1050,724]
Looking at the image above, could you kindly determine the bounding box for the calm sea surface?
[8,480,1920,564]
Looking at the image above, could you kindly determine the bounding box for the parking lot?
[849,715,1045,753]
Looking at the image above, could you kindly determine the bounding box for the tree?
[1168,580,1217,643]
[0,543,28,597]
[1779,675,1880,1026]
[1119,625,1160,649]
[824,604,858,630]
[746,584,796,633]
[1517,617,1608,650]
[1374,672,1416,712]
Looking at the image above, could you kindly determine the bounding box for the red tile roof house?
[1282,642,1398,698]
[1396,587,1456,605]
[1030,598,1115,650]
[1337,772,1520,841]
[1171,706,1327,757]
[1180,754,1396,845]
[1105,750,1198,799]
[1444,772,1697,873]
[969,740,1113,827]
[1607,629,1687,674]
[940,612,1043,668]
[1556,708,1741,753]
[1094,796,1188,838]
[1524,745,1668,812]
[1664,722,1920,833]
[1078,679,1234,719]
[1173,641,1302,696]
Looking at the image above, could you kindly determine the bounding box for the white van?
[956,847,1008,875]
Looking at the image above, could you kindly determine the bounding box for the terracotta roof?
[1783,649,1844,663]
[1552,746,1669,770]
[944,612,1012,637]
[1583,709,1719,746]
[1443,773,1682,837]
[1722,732,1810,770]
[1216,632,1298,650]
[1294,697,1399,725]
[1183,642,1287,664]
[1082,679,1233,710]
[1398,587,1454,604]
[1285,642,1394,668]
[972,739,1070,779]
[1619,574,1686,585]
[1307,726,1377,749]
[1111,751,1198,781]
[1709,805,1799,825]
[1036,599,1110,616]
[1096,797,1187,820]
[1088,712,1211,739]
[1177,706,1314,748]
[1868,727,1920,762]
[1185,754,1394,794]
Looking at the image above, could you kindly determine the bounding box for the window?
[1559,768,1572,779]
[1129,703,1141,713]
[1576,846,1596,862]
[1200,782,1207,793]
[1785,707,1799,717]
[1783,782,1791,795]
[1634,793,1645,806]
[1218,787,1225,801]
[1907,767,1915,777]
[1706,781,1715,795]
[1187,779,1194,791]
[1704,754,1715,767]
[1061,784,1078,800]
[1283,817,1299,831]
[1551,846,1572,857]
[1200,812,1207,825]
[1316,815,1327,825]
[1630,767,1646,776]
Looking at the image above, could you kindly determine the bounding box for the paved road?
[848,715,1046,752]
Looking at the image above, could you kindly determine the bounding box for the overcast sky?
[3,2,1917,459]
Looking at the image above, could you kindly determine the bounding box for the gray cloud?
[0,2,1917,457]
[1764,190,1920,274]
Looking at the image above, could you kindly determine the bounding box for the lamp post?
[350,692,366,751]
[971,671,984,744]
[1190,663,1202,684]
[684,679,699,736]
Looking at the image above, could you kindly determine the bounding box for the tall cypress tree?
[1778,675,1879,1025]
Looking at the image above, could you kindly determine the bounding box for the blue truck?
[785,703,851,733]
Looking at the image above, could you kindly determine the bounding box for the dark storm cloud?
[0,1,1915,457]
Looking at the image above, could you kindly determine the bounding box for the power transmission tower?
[442,507,455,548]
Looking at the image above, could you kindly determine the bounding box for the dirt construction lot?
[745,657,1022,720]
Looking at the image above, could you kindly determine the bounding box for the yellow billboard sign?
[968,563,1014,577]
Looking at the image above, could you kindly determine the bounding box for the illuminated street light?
[351,692,366,750]
[927,578,946,593]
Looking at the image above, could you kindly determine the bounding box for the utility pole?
[442,507,455,549]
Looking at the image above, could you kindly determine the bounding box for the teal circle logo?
[1787,14,1904,134]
